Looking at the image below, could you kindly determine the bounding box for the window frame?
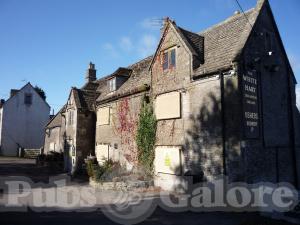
[170,48,176,68]
[108,77,116,92]
[162,52,169,71]
[68,110,74,126]
[162,47,176,71]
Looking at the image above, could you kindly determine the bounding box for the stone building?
[44,106,65,154]
[95,57,152,169]
[94,0,300,191]
[44,0,300,190]
[0,83,50,156]
[43,63,101,174]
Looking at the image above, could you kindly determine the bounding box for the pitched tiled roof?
[46,105,66,128]
[73,87,100,111]
[194,8,259,75]
[176,26,204,64]
[95,3,263,103]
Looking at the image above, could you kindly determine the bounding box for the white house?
[0,83,50,156]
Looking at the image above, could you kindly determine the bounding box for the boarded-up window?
[95,144,109,164]
[155,91,181,120]
[154,146,182,175]
[97,107,110,125]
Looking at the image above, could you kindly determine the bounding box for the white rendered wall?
[1,84,50,156]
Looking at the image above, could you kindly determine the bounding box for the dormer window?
[162,48,176,71]
[108,77,116,92]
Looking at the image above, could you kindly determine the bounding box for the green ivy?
[136,96,157,175]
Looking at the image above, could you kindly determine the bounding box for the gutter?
[192,64,233,80]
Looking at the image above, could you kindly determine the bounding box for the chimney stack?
[10,89,19,98]
[85,62,97,83]
[257,0,267,9]
[160,17,170,36]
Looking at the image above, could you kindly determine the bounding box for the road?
[0,157,295,225]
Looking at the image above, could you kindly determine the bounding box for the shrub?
[89,159,128,182]
[86,160,95,178]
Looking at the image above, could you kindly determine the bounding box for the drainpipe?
[220,72,227,176]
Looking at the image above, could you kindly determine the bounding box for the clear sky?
[0,0,299,113]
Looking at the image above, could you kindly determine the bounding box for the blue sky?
[0,0,299,113]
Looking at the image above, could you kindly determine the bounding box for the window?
[170,48,176,68]
[162,48,176,71]
[163,52,169,70]
[68,110,74,125]
[108,78,116,92]
[24,93,32,105]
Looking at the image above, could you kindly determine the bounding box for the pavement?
[0,157,296,225]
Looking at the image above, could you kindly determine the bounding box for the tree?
[34,85,46,100]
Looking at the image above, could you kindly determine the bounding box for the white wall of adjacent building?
[0,108,3,145]
[0,83,50,156]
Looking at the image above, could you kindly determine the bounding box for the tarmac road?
[0,157,294,225]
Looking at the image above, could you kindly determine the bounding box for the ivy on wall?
[136,96,157,174]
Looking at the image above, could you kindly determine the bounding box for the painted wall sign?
[242,70,260,138]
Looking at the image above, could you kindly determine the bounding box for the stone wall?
[185,77,223,181]
[96,93,145,168]
[151,23,192,97]
[241,4,298,185]
[44,126,62,154]
[151,22,227,186]
[76,110,96,168]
